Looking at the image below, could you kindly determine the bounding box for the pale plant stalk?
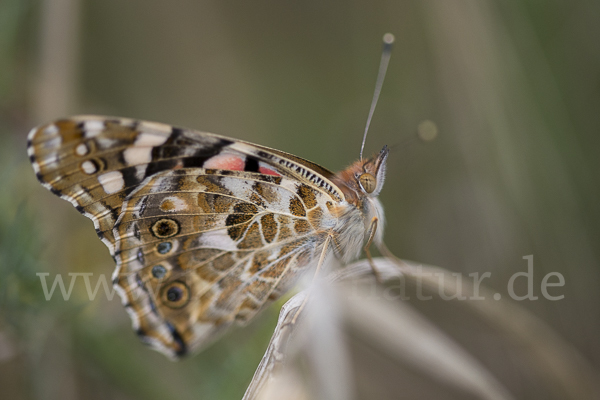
[243,258,599,400]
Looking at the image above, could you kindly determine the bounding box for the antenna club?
[383,33,395,44]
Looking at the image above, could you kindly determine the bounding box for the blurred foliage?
[1,0,599,399]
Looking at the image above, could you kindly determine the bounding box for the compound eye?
[359,173,377,194]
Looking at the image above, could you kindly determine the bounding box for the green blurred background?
[1,0,599,399]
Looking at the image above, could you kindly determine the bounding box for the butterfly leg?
[364,217,384,283]
[377,240,409,269]
[289,233,333,326]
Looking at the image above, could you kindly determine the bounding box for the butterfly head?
[334,145,389,205]
[357,145,388,197]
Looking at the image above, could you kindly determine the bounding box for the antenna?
[359,33,394,160]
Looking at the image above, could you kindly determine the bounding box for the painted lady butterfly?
[28,36,394,360]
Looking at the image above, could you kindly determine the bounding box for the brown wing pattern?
[113,168,333,357]
[27,116,343,250]
[27,116,235,253]
[27,116,340,359]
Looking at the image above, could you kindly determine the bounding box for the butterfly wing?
[27,116,232,252]
[28,116,343,358]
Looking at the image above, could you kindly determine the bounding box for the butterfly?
[27,116,389,359]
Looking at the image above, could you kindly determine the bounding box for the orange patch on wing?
[259,166,280,176]
[204,154,245,171]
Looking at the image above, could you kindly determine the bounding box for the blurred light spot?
[417,120,438,142]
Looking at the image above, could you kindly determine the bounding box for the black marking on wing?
[255,150,338,195]
[244,156,260,172]
[170,127,184,141]
[148,295,159,315]
[120,166,144,196]
[166,322,187,357]
[181,138,234,168]
[144,136,233,173]
[145,159,180,178]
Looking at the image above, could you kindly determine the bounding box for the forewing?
[27,116,234,253]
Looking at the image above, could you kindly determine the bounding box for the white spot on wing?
[220,175,294,214]
[75,143,89,156]
[138,121,172,135]
[44,124,59,135]
[199,230,238,251]
[160,196,188,212]
[71,185,93,203]
[42,136,62,149]
[221,177,253,197]
[98,171,125,194]
[81,160,97,174]
[39,153,59,168]
[124,147,152,165]
[84,120,105,137]
[123,132,169,166]
[135,165,146,180]
[136,132,169,146]
[27,127,38,142]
